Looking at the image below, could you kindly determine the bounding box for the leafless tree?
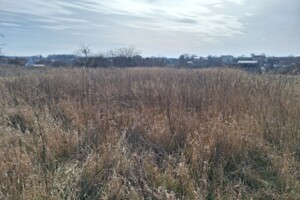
[116,45,140,58]
[76,43,92,67]
[106,46,140,67]
[107,46,140,58]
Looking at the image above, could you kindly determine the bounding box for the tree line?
[0,44,170,68]
[74,45,168,68]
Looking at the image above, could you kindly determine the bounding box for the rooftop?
[238,60,258,64]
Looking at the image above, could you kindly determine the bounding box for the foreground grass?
[0,67,299,199]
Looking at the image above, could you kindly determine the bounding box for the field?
[0,66,299,199]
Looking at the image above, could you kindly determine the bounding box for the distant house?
[237,60,261,73]
[221,55,234,65]
[25,58,34,67]
[251,54,266,66]
[25,56,44,67]
[166,58,178,67]
[238,60,258,66]
[32,64,46,67]
[187,61,195,67]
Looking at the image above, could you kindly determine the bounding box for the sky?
[0,0,299,57]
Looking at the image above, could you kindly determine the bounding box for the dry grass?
[0,66,299,199]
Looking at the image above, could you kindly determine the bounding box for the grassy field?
[0,66,299,199]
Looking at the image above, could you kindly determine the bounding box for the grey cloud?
[1,0,247,39]
[0,0,72,16]
[1,0,298,56]
[0,0,89,31]
[0,22,21,27]
[175,18,198,24]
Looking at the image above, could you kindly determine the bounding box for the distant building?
[221,55,234,65]
[187,61,195,67]
[237,60,261,73]
[238,60,258,65]
[25,58,34,67]
[25,55,44,67]
[166,58,178,67]
[32,64,46,67]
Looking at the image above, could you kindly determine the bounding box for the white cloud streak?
[1,0,299,57]
[0,0,247,41]
[0,22,21,27]
[63,0,246,39]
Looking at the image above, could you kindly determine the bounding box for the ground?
[0,66,299,199]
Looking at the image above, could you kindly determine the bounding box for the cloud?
[7,0,289,56]
[0,0,247,39]
[39,25,83,31]
[0,22,21,27]
[68,0,246,41]
[0,0,71,17]
[244,12,254,17]
[0,0,87,30]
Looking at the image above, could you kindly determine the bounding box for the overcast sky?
[0,0,299,57]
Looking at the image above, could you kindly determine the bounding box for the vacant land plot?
[0,67,299,199]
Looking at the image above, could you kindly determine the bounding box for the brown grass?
[0,66,299,199]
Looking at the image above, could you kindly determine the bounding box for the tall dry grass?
[0,67,299,199]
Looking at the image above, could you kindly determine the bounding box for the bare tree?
[106,49,116,58]
[76,43,92,67]
[107,46,140,67]
[116,45,140,58]
[106,46,140,58]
